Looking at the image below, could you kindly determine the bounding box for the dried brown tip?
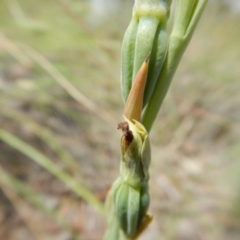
[117,121,133,153]
[145,52,151,63]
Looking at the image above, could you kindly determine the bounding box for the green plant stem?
[0,128,105,215]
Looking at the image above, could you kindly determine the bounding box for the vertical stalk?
[105,0,207,239]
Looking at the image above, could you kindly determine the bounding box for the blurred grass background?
[0,0,240,239]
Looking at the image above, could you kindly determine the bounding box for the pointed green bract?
[144,23,167,106]
[121,18,138,102]
[142,0,208,131]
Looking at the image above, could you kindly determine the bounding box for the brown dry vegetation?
[0,1,240,240]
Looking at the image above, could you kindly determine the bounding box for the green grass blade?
[0,128,105,215]
[0,164,73,232]
[2,110,79,175]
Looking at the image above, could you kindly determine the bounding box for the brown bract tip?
[145,52,151,63]
[118,121,134,154]
[117,121,133,144]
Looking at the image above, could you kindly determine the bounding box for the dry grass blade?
[0,165,39,239]
[56,0,87,31]
[0,165,74,234]
[0,32,116,127]
[0,128,105,215]
[0,178,40,240]
[0,32,30,66]
[3,110,79,176]
[22,45,117,126]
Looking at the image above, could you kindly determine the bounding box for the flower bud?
[118,117,150,185]
[111,117,151,238]
[121,0,171,106]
